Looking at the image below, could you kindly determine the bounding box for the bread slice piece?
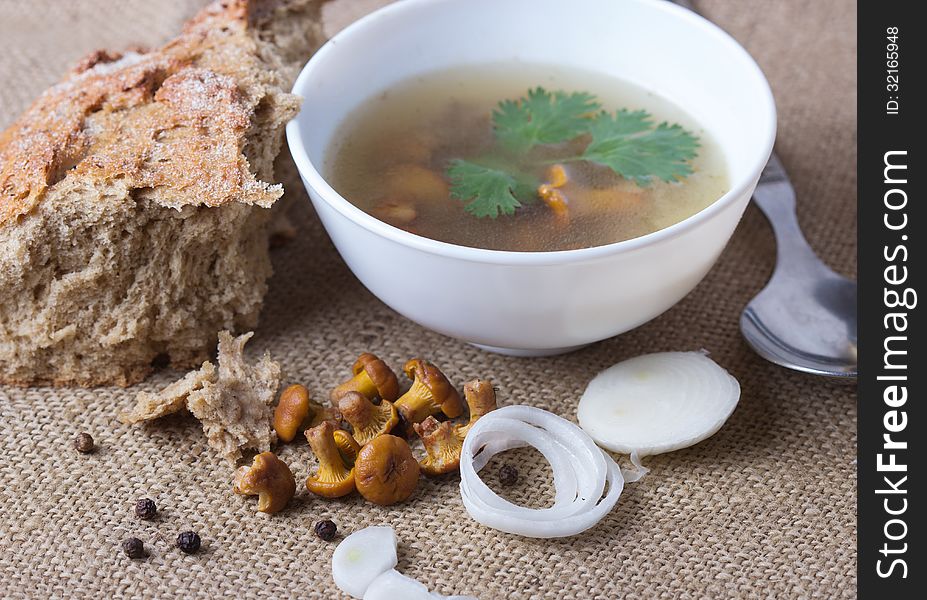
[120,330,281,463]
[187,331,281,462]
[120,361,218,424]
[0,0,326,386]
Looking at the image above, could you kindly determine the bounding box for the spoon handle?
[751,155,821,270]
[667,0,823,273]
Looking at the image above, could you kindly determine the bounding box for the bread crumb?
[120,361,217,424]
[121,331,280,463]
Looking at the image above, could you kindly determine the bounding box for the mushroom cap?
[353,353,400,401]
[354,435,420,506]
[233,452,296,513]
[338,391,399,446]
[414,416,463,476]
[306,472,356,498]
[401,359,464,419]
[273,384,312,443]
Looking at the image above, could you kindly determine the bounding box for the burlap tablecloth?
[0,1,857,598]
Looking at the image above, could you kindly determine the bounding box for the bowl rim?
[286,0,777,267]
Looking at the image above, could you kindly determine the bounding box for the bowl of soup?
[286,0,776,355]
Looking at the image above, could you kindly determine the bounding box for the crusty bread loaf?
[0,0,325,386]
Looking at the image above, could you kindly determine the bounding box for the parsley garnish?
[493,88,600,152]
[583,110,700,185]
[447,87,700,219]
[447,160,536,218]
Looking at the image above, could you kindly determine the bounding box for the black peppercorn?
[498,464,519,487]
[122,537,145,559]
[314,519,337,542]
[176,531,201,554]
[74,432,95,454]
[135,498,157,520]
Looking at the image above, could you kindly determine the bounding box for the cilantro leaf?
[581,110,700,185]
[447,90,701,220]
[493,87,600,152]
[448,159,537,218]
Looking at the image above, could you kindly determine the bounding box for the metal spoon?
[739,154,857,378]
[667,0,857,377]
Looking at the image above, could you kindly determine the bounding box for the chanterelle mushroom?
[372,200,417,226]
[233,452,296,514]
[455,379,498,440]
[414,416,463,476]
[274,384,311,443]
[330,353,400,403]
[333,429,361,467]
[354,435,420,506]
[338,391,399,446]
[274,384,342,443]
[305,421,356,498]
[394,359,463,425]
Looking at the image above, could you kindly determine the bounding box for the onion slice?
[363,570,480,600]
[577,351,740,457]
[459,405,624,538]
[334,529,480,599]
[363,570,431,600]
[332,526,398,598]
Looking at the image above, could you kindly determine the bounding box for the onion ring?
[459,405,624,538]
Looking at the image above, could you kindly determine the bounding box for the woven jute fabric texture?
[0,0,857,598]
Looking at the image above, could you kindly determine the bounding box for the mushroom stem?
[456,379,498,440]
[332,370,379,401]
[547,163,569,188]
[307,399,343,429]
[306,421,356,498]
[330,353,400,403]
[537,163,571,224]
[395,377,436,424]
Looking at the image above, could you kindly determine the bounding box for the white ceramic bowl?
[286,0,776,356]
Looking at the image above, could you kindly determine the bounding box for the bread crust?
[0,0,326,387]
[0,1,290,223]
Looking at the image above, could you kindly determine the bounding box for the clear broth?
[326,64,729,252]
